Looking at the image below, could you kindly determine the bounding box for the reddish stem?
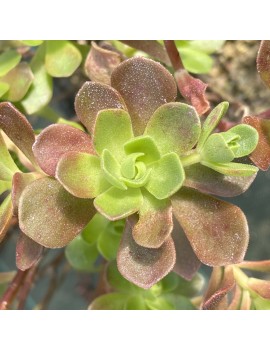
[257,108,270,120]
[164,40,184,71]
[17,265,38,310]
[0,270,28,310]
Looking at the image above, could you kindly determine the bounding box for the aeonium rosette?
[0,56,259,288]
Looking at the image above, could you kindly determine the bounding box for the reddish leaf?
[243,116,270,170]
[257,40,270,89]
[171,188,249,266]
[228,285,242,310]
[237,260,270,272]
[248,278,270,299]
[0,194,13,244]
[85,41,122,85]
[0,102,37,166]
[117,216,176,289]
[16,232,43,271]
[74,81,127,134]
[111,56,177,135]
[33,124,94,176]
[174,69,210,115]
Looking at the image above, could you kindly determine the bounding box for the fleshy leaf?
[184,163,256,197]
[187,40,225,54]
[124,136,160,164]
[65,234,99,272]
[111,56,177,135]
[145,102,201,156]
[45,40,82,77]
[85,41,122,85]
[132,191,173,249]
[237,260,270,272]
[94,109,133,161]
[253,296,270,310]
[202,133,235,163]
[257,40,270,89]
[0,62,34,101]
[197,101,229,150]
[81,213,109,245]
[174,69,210,115]
[56,152,110,198]
[21,44,53,114]
[201,160,258,177]
[89,293,131,310]
[171,218,201,280]
[179,47,213,74]
[228,285,242,310]
[107,260,141,293]
[18,178,95,248]
[101,149,127,190]
[0,130,19,178]
[145,152,185,200]
[172,188,249,266]
[243,116,270,170]
[94,187,143,220]
[121,152,144,179]
[0,50,21,77]
[12,172,43,214]
[248,278,270,299]
[16,232,43,271]
[33,124,94,176]
[74,81,127,134]
[117,217,176,289]
[0,102,37,166]
[0,82,9,98]
[0,194,13,244]
[97,223,123,261]
[21,40,43,46]
[0,180,11,195]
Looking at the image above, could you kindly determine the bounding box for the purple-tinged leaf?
[75,81,127,134]
[171,218,201,281]
[132,191,173,249]
[174,69,210,115]
[0,194,13,244]
[16,232,43,271]
[117,217,176,289]
[248,278,270,299]
[33,124,94,176]
[0,102,37,166]
[184,163,256,197]
[18,178,95,248]
[257,41,270,89]
[228,285,242,310]
[171,188,249,266]
[12,172,44,215]
[237,260,270,272]
[243,116,270,170]
[111,57,177,135]
[85,41,122,85]
[121,40,171,66]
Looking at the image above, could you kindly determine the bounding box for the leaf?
[145,102,201,155]
[45,40,82,77]
[257,40,270,89]
[75,81,127,135]
[0,102,37,166]
[184,163,256,197]
[16,232,43,271]
[201,133,235,163]
[174,69,209,115]
[33,124,94,176]
[0,50,21,77]
[89,293,130,310]
[243,116,270,170]
[197,101,229,150]
[93,109,133,161]
[253,296,270,310]
[145,152,185,200]
[145,296,174,310]
[0,271,16,284]
[172,188,249,266]
[0,194,13,244]
[0,131,19,174]
[132,191,173,249]
[201,160,258,177]
[101,149,127,190]
[85,41,122,85]
[248,278,270,299]
[179,47,213,74]
[81,213,109,245]
[21,40,43,46]
[97,222,123,261]
[237,260,270,272]
[56,152,110,198]
[111,56,177,135]
[117,217,176,289]
[94,186,143,221]
[65,234,99,272]
[56,117,84,131]
[21,44,53,114]
[188,40,225,54]
[0,82,9,97]
[0,180,11,195]
[18,178,95,248]
[124,136,160,164]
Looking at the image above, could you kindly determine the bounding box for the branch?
[0,270,28,310]
[164,40,184,70]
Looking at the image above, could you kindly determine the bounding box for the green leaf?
[97,222,122,260]
[57,117,85,131]
[0,50,21,77]
[253,296,270,310]
[94,186,143,220]
[145,153,185,200]
[45,40,82,77]
[201,133,235,163]
[89,292,130,310]
[188,40,225,54]
[164,294,196,310]
[21,40,43,46]
[145,296,174,310]
[201,160,258,177]
[197,102,229,150]
[101,149,127,190]
[0,82,9,97]
[94,109,133,160]
[145,102,201,156]
[159,272,179,293]
[0,180,11,195]
[125,295,147,310]
[0,131,19,174]
[124,136,160,164]
[65,234,99,272]
[179,47,213,74]
[121,152,144,179]
[56,152,110,198]
[81,213,109,245]
[0,194,13,244]
[21,43,53,114]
